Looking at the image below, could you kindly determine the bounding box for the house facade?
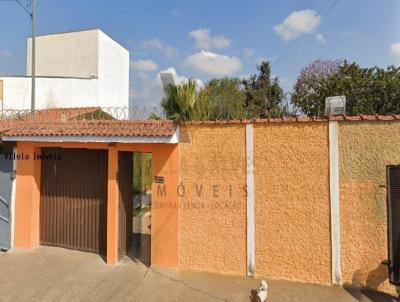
[1,113,400,297]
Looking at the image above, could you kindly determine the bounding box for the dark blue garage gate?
[0,143,15,250]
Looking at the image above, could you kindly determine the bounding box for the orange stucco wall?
[149,144,179,267]
[339,121,400,294]
[254,123,331,284]
[178,124,247,275]
[14,141,179,267]
[14,143,41,248]
[12,120,400,290]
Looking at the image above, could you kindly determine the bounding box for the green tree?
[292,60,400,116]
[242,61,287,118]
[160,78,197,121]
[156,61,288,120]
[193,77,247,120]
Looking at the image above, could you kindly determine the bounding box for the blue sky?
[0,0,399,109]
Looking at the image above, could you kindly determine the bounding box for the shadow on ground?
[345,287,399,302]
[344,263,400,302]
[126,233,150,267]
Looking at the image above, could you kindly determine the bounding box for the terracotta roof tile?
[296,117,313,122]
[4,107,400,138]
[376,115,395,121]
[182,114,400,125]
[14,107,107,122]
[0,108,176,138]
[4,119,176,137]
[328,116,344,121]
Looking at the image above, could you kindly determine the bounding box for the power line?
[272,0,340,67]
[0,0,32,15]
[1,0,35,116]
[15,0,32,16]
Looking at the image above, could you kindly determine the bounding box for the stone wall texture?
[178,124,247,275]
[253,123,331,284]
[339,121,400,294]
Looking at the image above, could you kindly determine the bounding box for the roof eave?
[2,132,179,144]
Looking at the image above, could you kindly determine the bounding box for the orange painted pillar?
[14,142,41,249]
[151,144,179,267]
[107,148,118,264]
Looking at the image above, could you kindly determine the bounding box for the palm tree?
[161,78,197,121]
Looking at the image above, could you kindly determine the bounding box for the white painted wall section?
[329,121,342,285]
[27,30,99,78]
[0,77,98,110]
[98,30,129,109]
[3,134,178,144]
[1,29,129,111]
[10,146,17,247]
[246,123,255,276]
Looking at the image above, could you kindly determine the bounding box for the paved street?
[0,246,397,302]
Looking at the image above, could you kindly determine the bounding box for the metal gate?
[387,165,400,285]
[0,143,15,250]
[118,151,133,260]
[40,148,108,254]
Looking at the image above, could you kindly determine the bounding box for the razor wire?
[0,106,170,133]
[0,83,399,132]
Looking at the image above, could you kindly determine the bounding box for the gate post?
[107,147,119,264]
[14,142,41,249]
[150,145,179,267]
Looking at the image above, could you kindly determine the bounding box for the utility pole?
[31,0,35,117]
[0,0,35,116]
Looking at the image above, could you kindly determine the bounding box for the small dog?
[257,280,268,302]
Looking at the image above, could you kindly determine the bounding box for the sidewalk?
[0,246,396,302]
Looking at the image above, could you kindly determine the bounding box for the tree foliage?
[157,61,287,121]
[242,61,287,118]
[292,60,400,116]
[160,78,197,121]
[193,77,247,120]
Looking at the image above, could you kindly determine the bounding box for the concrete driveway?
[0,246,396,302]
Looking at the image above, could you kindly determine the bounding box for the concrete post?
[246,124,255,276]
[329,121,342,285]
[14,142,41,249]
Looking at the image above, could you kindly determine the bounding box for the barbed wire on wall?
[0,109,169,136]
[0,82,400,130]
[0,106,158,121]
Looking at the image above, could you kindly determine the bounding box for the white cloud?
[131,59,158,71]
[274,9,321,41]
[138,38,177,60]
[184,50,242,76]
[316,33,326,44]
[0,49,12,60]
[189,28,230,49]
[390,43,400,59]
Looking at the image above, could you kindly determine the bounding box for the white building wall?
[0,76,98,110]
[27,30,99,78]
[98,31,129,109]
[2,29,129,111]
